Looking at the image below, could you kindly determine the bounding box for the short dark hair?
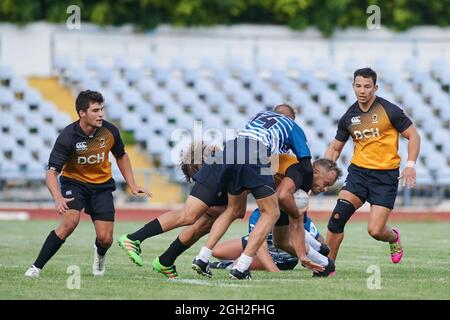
[273,104,296,120]
[313,158,342,181]
[75,90,104,116]
[353,68,377,85]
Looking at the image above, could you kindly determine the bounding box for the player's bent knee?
[180,209,199,226]
[267,209,280,221]
[182,215,197,226]
[233,206,247,219]
[367,227,383,240]
[96,232,113,247]
[99,237,113,248]
[327,199,356,234]
[227,201,247,219]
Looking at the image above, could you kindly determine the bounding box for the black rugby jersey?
[48,120,125,184]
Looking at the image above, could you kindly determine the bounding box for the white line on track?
[0,212,29,221]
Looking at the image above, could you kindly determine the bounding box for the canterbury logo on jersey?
[75,141,88,151]
[77,152,105,164]
[351,116,361,125]
[354,128,380,140]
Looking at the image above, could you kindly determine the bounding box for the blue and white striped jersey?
[237,111,311,159]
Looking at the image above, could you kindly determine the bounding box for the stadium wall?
[2,23,450,77]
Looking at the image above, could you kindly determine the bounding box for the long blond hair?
[180,142,217,183]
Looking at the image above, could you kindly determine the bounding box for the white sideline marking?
[0,211,30,221]
[252,278,309,282]
[170,278,249,288]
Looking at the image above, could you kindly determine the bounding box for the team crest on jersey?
[75,141,87,152]
[99,138,106,148]
[372,114,378,123]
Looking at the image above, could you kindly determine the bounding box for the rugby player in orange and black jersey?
[50,117,125,216]
[25,90,150,278]
[325,68,421,265]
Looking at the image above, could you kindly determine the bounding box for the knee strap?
[327,199,356,233]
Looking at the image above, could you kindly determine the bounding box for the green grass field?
[0,220,449,300]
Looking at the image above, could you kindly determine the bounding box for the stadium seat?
[414,164,433,185]
[0,89,15,108]
[97,67,115,86]
[153,67,171,86]
[436,167,450,185]
[0,160,21,180]
[53,56,71,74]
[143,55,158,72]
[120,113,143,132]
[51,113,72,131]
[109,78,129,97]
[211,67,231,85]
[165,78,187,96]
[85,56,102,72]
[114,56,130,73]
[45,55,449,184]
[124,67,143,86]
[9,76,28,97]
[0,65,13,84]
[105,100,126,121]
[11,145,34,166]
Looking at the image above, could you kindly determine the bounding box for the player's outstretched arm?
[116,153,152,197]
[324,139,346,162]
[288,214,324,273]
[399,125,421,189]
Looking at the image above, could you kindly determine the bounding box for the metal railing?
[1,167,449,206]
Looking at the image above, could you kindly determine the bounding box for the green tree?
[0,0,449,36]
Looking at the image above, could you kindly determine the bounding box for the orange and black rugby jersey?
[336,96,412,170]
[271,153,313,197]
[48,120,125,184]
[271,153,299,185]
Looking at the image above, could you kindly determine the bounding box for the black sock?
[127,219,163,242]
[95,238,108,256]
[33,230,65,269]
[159,237,190,266]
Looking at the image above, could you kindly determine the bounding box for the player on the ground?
[119,105,322,277]
[24,90,150,278]
[324,67,421,264]
[210,187,335,274]
[118,105,324,280]
[191,108,325,280]
[193,155,340,277]
[149,147,338,277]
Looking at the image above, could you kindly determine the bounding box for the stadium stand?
[1,52,449,203]
[49,55,449,186]
[1,67,63,182]
[0,66,181,203]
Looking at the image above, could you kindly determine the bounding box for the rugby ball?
[293,189,309,209]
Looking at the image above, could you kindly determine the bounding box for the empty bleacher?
[1,53,449,202]
[52,55,450,186]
